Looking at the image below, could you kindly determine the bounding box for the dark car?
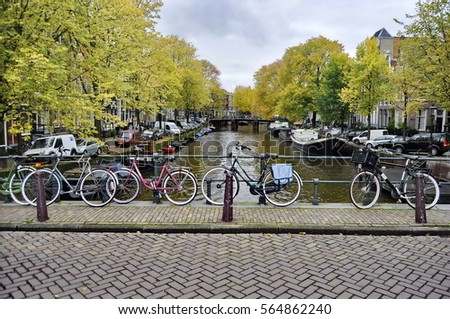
[391,132,450,156]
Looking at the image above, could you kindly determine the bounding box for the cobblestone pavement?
[1,231,449,299]
[1,202,449,299]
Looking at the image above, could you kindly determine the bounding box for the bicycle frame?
[48,156,92,196]
[361,157,423,200]
[222,149,280,196]
[127,157,187,191]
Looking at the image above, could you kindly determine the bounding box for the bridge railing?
[1,154,449,205]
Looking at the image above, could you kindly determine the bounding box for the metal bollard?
[312,178,320,205]
[222,171,233,222]
[36,170,49,222]
[415,173,427,223]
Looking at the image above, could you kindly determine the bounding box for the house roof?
[373,28,392,39]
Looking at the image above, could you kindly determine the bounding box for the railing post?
[312,178,320,205]
[36,170,49,222]
[222,171,233,222]
[415,173,427,223]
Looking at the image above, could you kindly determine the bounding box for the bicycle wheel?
[349,170,380,209]
[163,169,198,205]
[113,169,141,204]
[22,168,61,206]
[262,170,302,207]
[201,167,239,206]
[8,167,35,205]
[80,169,117,207]
[403,172,440,210]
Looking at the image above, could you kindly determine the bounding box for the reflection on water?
[176,125,358,204]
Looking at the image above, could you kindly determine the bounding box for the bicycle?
[112,155,198,205]
[201,142,302,206]
[349,148,440,209]
[1,156,36,205]
[21,150,117,207]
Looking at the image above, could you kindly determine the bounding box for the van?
[352,129,388,145]
[153,121,181,135]
[23,134,77,157]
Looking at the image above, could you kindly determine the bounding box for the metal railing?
[2,153,450,205]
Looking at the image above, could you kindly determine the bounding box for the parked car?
[391,132,450,156]
[364,135,399,149]
[153,121,181,135]
[352,129,388,145]
[115,130,141,147]
[76,138,101,155]
[344,130,364,141]
[23,134,77,157]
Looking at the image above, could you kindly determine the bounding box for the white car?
[364,135,399,149]
[76,138,101,155]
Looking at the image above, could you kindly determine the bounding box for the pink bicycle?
[113,156,197,205]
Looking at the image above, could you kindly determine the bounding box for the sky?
[155,0,418,92]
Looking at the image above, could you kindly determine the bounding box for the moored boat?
[290,130,355,156]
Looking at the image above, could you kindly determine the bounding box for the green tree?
[316,52,352,129]
[396,0,450,109]
[253,60,283,119]
[279,36,344,126]
[389,58,423,139]
[341,38,393,138]
[0,0,163,138]
[163,36,210,119]
[233,86,255,113]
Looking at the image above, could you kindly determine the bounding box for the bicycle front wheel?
[201,167,239,205]
[403,172,440,210]
[8,167,35,205]
[113,169,141,204]
[262,170,302,207]
[163,169,198,205]
[22,168,61,206]
[80,169,117,207]
[349,170,380,209]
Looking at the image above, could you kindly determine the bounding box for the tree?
[396,0,450,109]
[0,0,163,138]
[253,60,283,119]
[233,86,255,113]
[341,38,393,138]
[316,52,352,129]
[279,36,344,126]
[389,58,423,139]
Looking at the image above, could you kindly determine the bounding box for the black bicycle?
[349,148,440,209]
[201,142,302,206]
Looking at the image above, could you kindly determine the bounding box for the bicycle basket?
[351,150,378,167]
[409,159,431,173]
[271,164,293,185]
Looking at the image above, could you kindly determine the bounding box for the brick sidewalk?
[1,202,449,235]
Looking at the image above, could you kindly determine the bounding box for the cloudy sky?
[156,0,417,92]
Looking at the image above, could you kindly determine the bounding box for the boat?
[278,128,293,141]
[162,146,176,154]
[290,129,356,156]
[269,121,290,138]
[290,129,319,141]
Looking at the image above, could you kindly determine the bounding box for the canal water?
[172,124,365,204]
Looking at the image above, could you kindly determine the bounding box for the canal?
[171,124,392,204]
